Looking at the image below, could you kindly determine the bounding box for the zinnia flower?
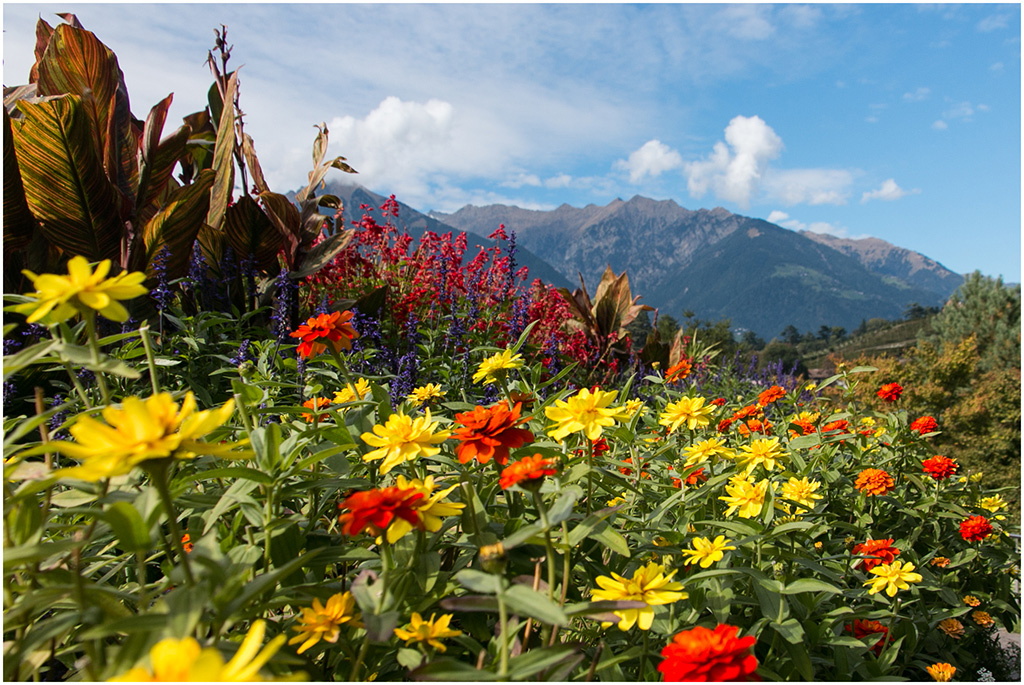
[876,382,903,402]
[658,624,758,682]
[453,401,533,465]
[910,416,939,434]
[778,476,823,513]
[922,455,958,480]
[499,454,558,490]
[847,619,890,655]
[732,404,762,421]
[978,494,1008,513]
[181,533,194,554]
[682,438,735,467]
[852,538,901,571]
[361,409,451,475]
[854,468,895,496]
[737,437,788,473]
[963,595,981,607]
[301,397,332,423]
[737,418,772,437]
[937,618,964,639]
[659,396,717,433]
[931,557,951,568]
[109,620,288,681]
[622,398,645,418]
[52,393,244,481]
[472,349,524,385]
[13,256,147,324]
[719,478,771,519]
[393,613,462,652]
[545,387,625,441]
[290,310,358,358]
[393,475,465,536]
[665,358,693,383]
[972,610,995,627]
[333,378,372,405]
[757,385,786,407]
[407,383,445,407]
[863,560,922,597]
[289,592,361,654]
[926,663,956,682]
[591,561,687,631]
[960,515,993,542]
[337,486,425,543]
[681,536,736,568]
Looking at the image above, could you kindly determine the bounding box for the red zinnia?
[452,401,534,465]
[854,468,894,496]
[672,466,708,488]
[910,416,939,434]
[666,358,693,383]
[658,624,759,682]
[846,619,890,655]
[821,419,850,433]
[757,385,786,407]
[876,382,903,402]
[922,455,958,481]
[852,538,901,571]
[717,418,734,433]
[301,397,333,423]
[499,454,558,490]
[290,310,359,358]
[337,486,424,537]
[960,515,994,542]
[732,404,762,421]
[711,397,727,407]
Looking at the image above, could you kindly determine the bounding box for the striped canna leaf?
[224,195,284,274]
[205,71,238,232]
[139,169,215,281]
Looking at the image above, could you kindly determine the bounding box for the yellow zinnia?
[659,396,716,433]
[333,378,372,405]
[978,494,1007,513]
[472,349,524,385]
[719,477,772,519]
[288,591,361,655]
[590,561,687,631]
[681,535,736,568]
[15,256,147,324]
[926,663,956,682]
[361,409,451,474]
[407,383,445,407]
[392,475,466,540]
[52,392,244,481]
[545,387,626,441]
[393,612,462,652]
[864,560,923,597]
[778,476,823,513]
[682,437,735,467]
[737,437,788,473]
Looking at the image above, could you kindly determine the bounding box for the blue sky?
[3,3,1020,280]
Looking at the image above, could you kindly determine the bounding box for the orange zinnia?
[789,418,816,437]
[876,382,903,402]
[757,385,786,407]
[658,624,758,682]
[821,419,850,433]
[922,455,958,481]
[852,538,900,571]
[452,401,534,466]
[717,418,734,433]
[290,310,359,358]
[910,416,939,433]
[337,486,425,539]
[499,454,558,490]
[732,404,761,421]
[960,515,993,542]
[737,418,772,437]
[181,533,194,553]
[301,397,332,423]
[665,358,693,383]
[855,468,894,496]
[847,619,890,655]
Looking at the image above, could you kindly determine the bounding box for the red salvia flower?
[337,487,425,538]
[290,310,359,358]
[452,401,534,466]
[960,515,994,542]
[922,455,959,481]
[852,538,901,571]
[910,416,939,434]
[658,624,759,682]
[876,382,903,402]
[499,454,558,490]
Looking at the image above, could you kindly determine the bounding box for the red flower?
[821,419,849,433]
[666,358,693,383]
[673,466,708,488]
[181,533,194,554]
[499,454,558,490]
[876,382,903,402]
[854,468,895,496]
[737,418,772,437]
[960,515,994,542]
[717,418,734,433]
[337,487,425,537]
[852,538,901,571]
[711,397,727,407]
[846,619,890,655]
[732,404,762,421]
[452,401,534,465]
[757,385,786,407]
[301,397,332,423]
[910,416,939,434]
[290,310,359,358]
[658,624,759,682]
[922,455,958,481]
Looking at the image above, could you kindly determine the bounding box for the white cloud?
[545,173,573,189]
[766,210,855,238]
[615,140,683,183]
[684,115,783,208]
[943,101,975,120]
[991,62,1005,71]
[861,178,920,203]
[902,87,930,102]
[865,116,880,124]
[762,168,853,206]
[977,14,1009,32]
[502,174,542,189]
[932,120,949,130]
[977,103,990,112]
[718,5,776,40]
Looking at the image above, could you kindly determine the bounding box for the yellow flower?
[978,494,1007,513]
[804,382,817,392]
[737,437,788,473]
[681,536,736,568]
[795,410,820,423]
[108,620,289,681]
[681,437,735,468]
[289,592,361,654]
[859,417,876,428]
[778,476,823,513]
[590,561,687,630]
[607,494,628,507]
[407,383,445,407]
[864,561,923,597]
[926,663,956,682]
[392,475,465,540]
[622,398,645,418]
[719,478,772,519]
[658,396,716,433]
[963,595,981,607]
[545,387,625,441]
[472,349,524,385]
[393,613,462,652]
[361,409,451,475]
[333,378,372,405]
[52,393,244,481]
[14,256,148,324]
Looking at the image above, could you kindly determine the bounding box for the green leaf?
[439,595,500,613]
[290,229,354,279]
[224,195,283,274]
[205,71,236,231]
[410,657,497,681]
[507,644,579,680]
[782,578,843,595]
[752,576,787,623]
[591,523,631,557]
[139,169,214,279]
[456,569,501,594]
[2,338,59,378]
[98,501,152,553]
[397,648,424,671]
[504,585,569,626]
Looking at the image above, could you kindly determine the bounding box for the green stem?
[329,347,356,393]
[136,551,149,611]
[586,438,594,515]
[149,461,195,586]
[533,491,558,602]
[139,325,161,394]
[348,634,370,681]
[496,574,510,678]
[83,311,111,405]
[61,360,92,408]
[640,630,650,679]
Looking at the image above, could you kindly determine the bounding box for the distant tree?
[904,302,929,320]
[780,324,801,345]
[830,326,847,343]
[740,330,765,350]
[760,341,807,377]
[867,317,890,332]
[802,331,817,344]
[818,325,832,342]
[854,319,868,336]
[657,314,681,340]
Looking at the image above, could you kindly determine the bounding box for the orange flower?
[937,618,964,639]
[960,515,993,542]
[620,456,652,479]
[737,418,771,437]
[855,468,894,496]
[963,595,981,607]
[926,663,956,682]
[337,486,425,542]
[821,419,849,433]
[852,538,900,571]
[181,533,194,553]
[717,418,734,433]
[452,401,534,466]
[876,382,903,402]
[665,358,693,383]
[732,404,762,421]
[290,310,359,358]
[757,385,786,407]
[658,624,758,682]
[499,454,558,490]
[910,416,939,433]
[789,418,816,437]
[672,466,707,488]
[301,397,332,423]
[922,455,958,481]
[972,610,995,627]
[847,619,890,655]
[930,556,951,568]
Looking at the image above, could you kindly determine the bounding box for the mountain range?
[320,183,963,338]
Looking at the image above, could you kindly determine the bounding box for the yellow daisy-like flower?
[718,477,772,519]
[622,398,645,418]
[659,396,716,433]
[859,417,876,428]
[472,349,524,385]
[795,410,820,423]
[681,437,735,467]
[392,475,466,539]
[288,591,361,654]
[590,561,688,631]
[545,387,626,441]
[681,535,736,568]
[333,378,372,405]
[978,494,1008,513]
[736,437,788,473]
[407,383,445,407]
[607,494,628,507]
[926,663,956,682]
[778,476,823,513]
[393,612,462,652]
[361,409,451,475]
[863,560,923,597]
[52,393,244,482]
[14,256,148,324]
[108,620,289,682]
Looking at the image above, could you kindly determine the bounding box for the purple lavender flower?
[150,246,174,312]
[270,267,296,347]
[230,339,252,366]
[49,394,70,439]
[186,244,210,310]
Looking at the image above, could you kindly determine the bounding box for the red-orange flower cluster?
[821,419,850,433]
[852,538,901,571]
[757,385,786,407]
[181,533,194,553]
[922,455,958,481]
[290,310,359,358]
[301,397,332,423]
[499,454,558,490]
[910,416,939,433]
[732,404,762,421]
[619,456,652,479]
[876,382,903,402]
[452,401,534,465]
[658,624,758,682]
[960,515,993,542]
[789,418,816,437]
[855,468,895,496]
[665,358,693,383]
[672,466,707,488]
[737,418,772,437]
[337,487,424,537]
[847,619,890,655]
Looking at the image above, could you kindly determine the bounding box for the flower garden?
[3,16,1021,683]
